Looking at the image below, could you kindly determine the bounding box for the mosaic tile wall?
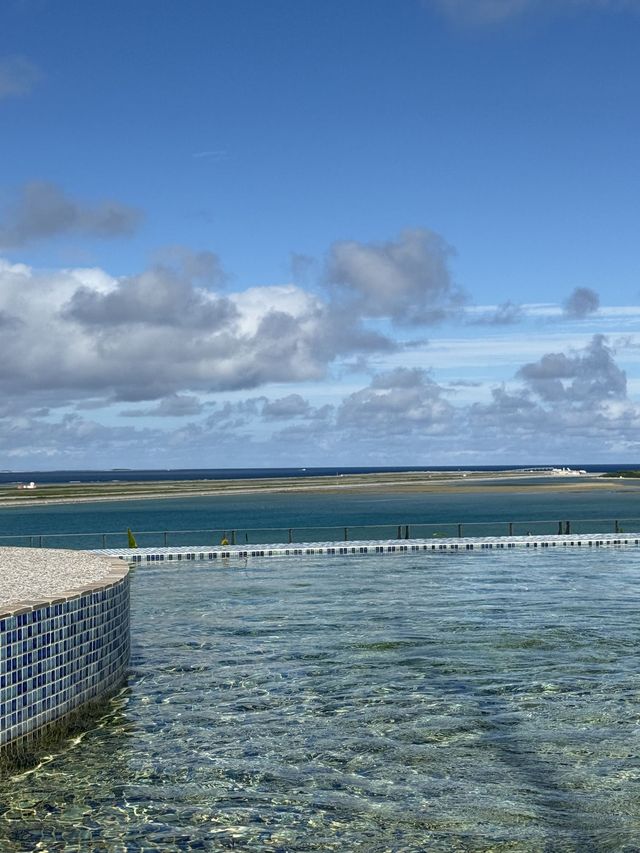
[0,574,130,752]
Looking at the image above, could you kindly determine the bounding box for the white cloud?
[517,334,626,401]
[0,182,142,248]
[466,301,523,326]
[563,287,600,318]
[0,255,393,412]
[3,335,640,466]
[120,394,207,418]
[326,228,465,325]
[3,235,640,467]
[337,368,455,437]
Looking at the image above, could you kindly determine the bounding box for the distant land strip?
[0,470,631,509]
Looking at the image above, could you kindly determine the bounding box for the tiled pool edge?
[0,553,130,759]
[92,530,640,563]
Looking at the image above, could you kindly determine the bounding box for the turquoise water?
[1,483,640,548]
[2,547,640,850]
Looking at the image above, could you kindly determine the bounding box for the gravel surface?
[0,547,126,611]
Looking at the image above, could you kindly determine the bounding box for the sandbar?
[0,470,632,509]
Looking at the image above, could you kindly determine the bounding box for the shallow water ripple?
[2,549,640,850]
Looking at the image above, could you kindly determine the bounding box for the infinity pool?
[2,548,640,851]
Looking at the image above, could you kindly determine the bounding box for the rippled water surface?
[3,548,640,851]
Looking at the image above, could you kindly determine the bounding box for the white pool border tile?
[91,531,640,563]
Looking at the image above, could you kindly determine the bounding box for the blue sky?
[1,0,640,468]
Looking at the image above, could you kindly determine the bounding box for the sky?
[1,0,640,469]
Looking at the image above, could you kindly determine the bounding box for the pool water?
[2,548,640,851]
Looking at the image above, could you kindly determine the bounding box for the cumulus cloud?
[0,309,22,329]
[65,267,237,329]
[203,398,265,430]
[0,254,393,410]
[0,181,142,248]
[326,228,465,325]
[120,394,206,418]
[468,301,523,326]
[151,246,227,288]
[517,334,625,401]
[563,287,600,318]
[3,229,640,466]
[262,394,312,419]
[261,394,333,420]
[2,333,640,466]
[0,413,162,464]
[463,335,638,460]
[337,367,455,436]
[0,55,40,99]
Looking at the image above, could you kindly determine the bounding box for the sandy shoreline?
[0,471,628,509]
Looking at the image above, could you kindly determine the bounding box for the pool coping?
[0,549,130,617]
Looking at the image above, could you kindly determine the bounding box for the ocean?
[1,473,640,549]
[0,463,637,485]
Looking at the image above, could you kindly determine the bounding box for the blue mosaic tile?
[0,576,130,750]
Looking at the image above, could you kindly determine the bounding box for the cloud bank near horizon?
[0,245,638,466]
